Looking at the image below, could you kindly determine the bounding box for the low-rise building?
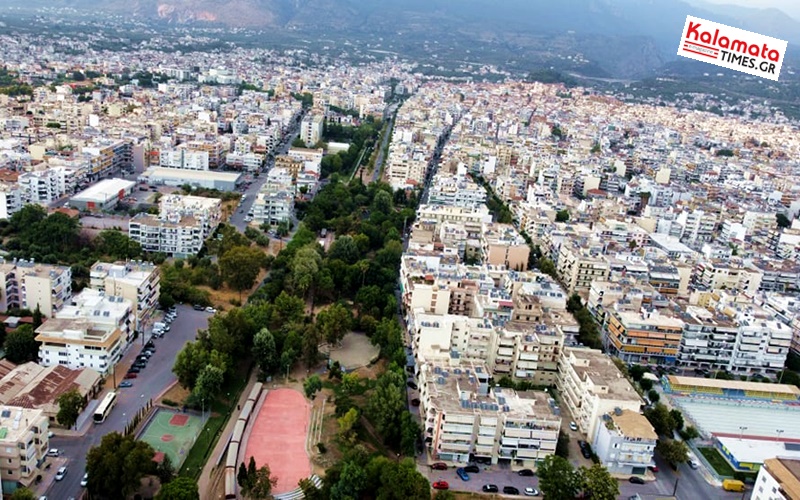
[35,318,124,376]
[89,261,160,333]
[753,457,800,500]
[557,348,643,440]
[419,360,561,467]
[592,409,657,475]
[69,178,136,212]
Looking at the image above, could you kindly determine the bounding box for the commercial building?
[35,318,124,376]
[138,167,242,191]
[89,261,160,333]
[69,178,136,212]
[592,409,657,475]
[0,406,49,494]
[419,360,561,467]
[557,348,643,440]
[753,458,800,500]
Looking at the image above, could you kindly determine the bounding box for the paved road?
[230,123,301,233]
[369,103,399,183]
[43,304,212,499]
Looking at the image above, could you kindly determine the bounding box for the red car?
[431,462,448,470]
[432,481,449,490]
[649,465,659,473]
[124,373,138,379]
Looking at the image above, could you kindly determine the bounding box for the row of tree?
[537,455,619,500]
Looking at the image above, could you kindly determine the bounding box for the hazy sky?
[698,0,800,20]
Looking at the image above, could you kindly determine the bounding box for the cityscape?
[0,1,798,500]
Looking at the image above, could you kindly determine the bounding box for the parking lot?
[423,464,541,496]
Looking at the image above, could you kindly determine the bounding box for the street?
[229,124,300,233]
[43,304,212,499]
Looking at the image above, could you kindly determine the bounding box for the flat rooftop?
[72,178,136,202]
[717,436,800,465]
[672,396,800,441]
[141,167,242,182]
[668,375,800,396]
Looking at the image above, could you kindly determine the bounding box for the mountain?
[4,0,799,78]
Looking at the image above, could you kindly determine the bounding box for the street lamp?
[777,429,785,441]
[739,426,748,440]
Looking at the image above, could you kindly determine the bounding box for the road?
[370,102,399,183]
[43,304,212,499]
[618,453,743,500]
[229,123,301,233]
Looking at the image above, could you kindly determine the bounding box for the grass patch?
[178,362,252,479]
[698,447,735,477]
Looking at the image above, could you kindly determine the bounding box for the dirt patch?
[196,267,269,309]
[329,332,381,371]
[160,383,190,405]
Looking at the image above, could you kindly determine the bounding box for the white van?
[153,322,166,331]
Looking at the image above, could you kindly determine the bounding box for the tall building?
[0,406,49,494]
[89,261,160,333]
[592,409,657,475]
[300,115,324,147]
[14,260,72,317]
[605,308,684,365]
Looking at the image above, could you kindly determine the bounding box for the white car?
[569,421,578,431]
[55,466,67,481]
[524,487,540,497]
[81,472,88,487]
[46,448,59,457]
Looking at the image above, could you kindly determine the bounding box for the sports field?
[138,408,205,468]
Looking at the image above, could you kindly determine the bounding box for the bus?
[93,391,117,424]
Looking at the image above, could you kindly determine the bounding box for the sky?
[696,0,800,20]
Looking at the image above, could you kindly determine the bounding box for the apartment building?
[36,318,123,375]
[252,190,294,226]
[605,308,684,365]
[129,213,206,258]
[428,174,487,209]
[14,260,72,317]
[753,457,800,500]
[159,146,210,171]
[89,261,160,333]
[489,322,564,386]
[226,151,264,171]
[556,242,610,293]
[410,312,493,363]
[56,288,133,344]
[417,204,493,228]
[419,360,561,467]
[678,305,740,373]
[0,406,49,494]
[18,169,63,206]
[0,182,22,219]
[482,223,530,271]
[557,348,643,440]
[592,409,657,475]
[387,144,430,188]
[159,194,223,234]
[676,209,718,248]
[300,114,324,147]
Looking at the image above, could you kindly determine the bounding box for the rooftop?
[667,375,800,396]
[0,406,45,443]
[607,409,657,440]
[141,167,242,182]
[764,458,800,500]
[71,178,136,202]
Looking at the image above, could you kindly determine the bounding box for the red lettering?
[718,36,729,48]
[768,49,779,62]
[701,31,711,43]
[748,44,759,56]
[686,21,701,40]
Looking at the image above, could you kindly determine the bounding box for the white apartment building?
[411,312,493,363]
[252,190,294,226]
[752,457,800,500]
[416,204,493,228]
[592,409,657,475]
[489,322,564,386]
[225,151,264,171]
[56,288,133,344]
[36,318,123,375]
[300,115,324,147]
[556,242,610,293]
[18,169,63,206]
[14,260,72,317]
[387,144,429,189]
[0,406,49,494]
[428,174,487,209]
[676,209,718,248]
[89,261,160,333]
[159,147,210,171]
[557,348,643,440]
[129,214,206,258]
[0,183,22,219]
[418,360,561,467]
[159,194,222,233]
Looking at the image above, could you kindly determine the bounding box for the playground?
[242,388,311,494]
[138,408,205,468]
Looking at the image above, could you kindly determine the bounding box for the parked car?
[407,381,418,390]
[456,468,470,481]
[206,307,216,313]
[524,487,540,496]
[81,473,88,487]
[629,476,645,484]
[649,465,659,473]
[55,467,68,481]
[119,381,133,388]
[128,366,141,373]
[124,373,138,379]
[430,462,448,470]
[503,486,520,495]
[569,421,579,431]
[463,464,480,473]
[411,398,420,406]
[517,469,534,477]
[47,449,59,457]
[482,484,499,493]
[432,481,449,490]
[193,304,205,311]
[688,459,699,470]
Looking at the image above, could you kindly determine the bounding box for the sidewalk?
[198,371,259,500]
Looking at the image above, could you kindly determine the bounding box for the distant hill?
[5,0,799,78]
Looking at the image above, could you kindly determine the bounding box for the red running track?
[243,388,311,494]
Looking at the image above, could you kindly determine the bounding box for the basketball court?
[242,388,311,494]
[138,408,205,468]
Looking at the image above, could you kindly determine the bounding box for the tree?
[679,425,701,441]
[657,438,689,466]
[644,403,675,436]
[292,137,306,148]
[648,389,660,403]
[304,375,322,398]
[86,432,156,499]
[328,235,360,264]
[32,304,43,330]
[156,453,175,484]
[253,328,278,378]
[10,488,36,500]
[555,209,570,222]
[337,407,359,448]
[580,463,619,500]
[537,257,557,278]
[56,389,83,429]
[292,245,322,297]
[192,364,225,404]
[96,229,141,260]
[399,410,420,456]
[670,409,685,431]
[4,324,39,363]
[244,464,278,499]
[556,430,570,458]
[639,378,654,391]
[317,303,352,345]
[777,213,792,228]
[220,246,265,299]
[238,462,250,489]
[173,342,211,389]
[537,454,582,500]
[155,476,199,500]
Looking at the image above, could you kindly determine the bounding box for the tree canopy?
[56,389,84,429]
[155,476,199,500]
[86,432,156,499]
